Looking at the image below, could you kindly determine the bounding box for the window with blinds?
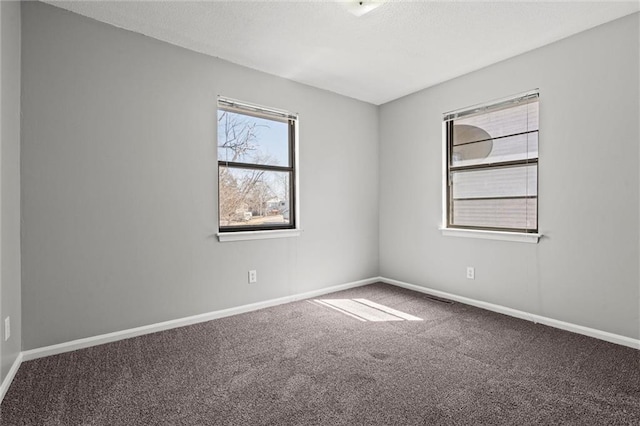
[444,90,539,233]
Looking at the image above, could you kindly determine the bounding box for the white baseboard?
[21,277,377,362]
[5,274,638,405]
[0,352,23,404]
[380,276,640,350]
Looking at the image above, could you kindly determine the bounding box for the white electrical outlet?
[466,267,475,280]
[248,270,257,284]
[4,317,10,341]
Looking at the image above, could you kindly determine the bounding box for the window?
[217,97,298,236]
[444,90,539,237]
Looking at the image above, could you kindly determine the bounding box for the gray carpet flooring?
[2,283,639,425]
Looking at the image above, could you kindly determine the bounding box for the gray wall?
[18,2,640,352]
[1,0,22,383]
[21,2,379,350]
[379,13,640,340]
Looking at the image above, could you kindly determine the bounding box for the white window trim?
[217,229,302,242]
[439,227,541,244]
[216,97,301,242]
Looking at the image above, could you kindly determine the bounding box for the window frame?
[216,97,300,240]
[441,90,542,243]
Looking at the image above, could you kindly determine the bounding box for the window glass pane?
[219,166,291,228]
[452,165,537,199]
[453,100,538,143]
[452,198,537,230]
[452,132,538,167]
[217,110,290,167]
[446,92,539,233]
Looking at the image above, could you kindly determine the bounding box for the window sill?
[440,227,541,244]
[217,229,301,242]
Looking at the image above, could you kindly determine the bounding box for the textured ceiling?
[44,1,640,105]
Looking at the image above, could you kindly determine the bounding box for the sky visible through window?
[217,111,289,167]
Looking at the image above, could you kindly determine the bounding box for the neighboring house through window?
[443,90,539,237]
[217,97,298,237]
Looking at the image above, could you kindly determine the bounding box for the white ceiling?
[44,1,640,105]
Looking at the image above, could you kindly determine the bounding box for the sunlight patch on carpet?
[310,299,423,322]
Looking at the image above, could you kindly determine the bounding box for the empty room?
[1,0,639,424]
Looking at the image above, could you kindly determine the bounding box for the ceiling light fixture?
[344,1,382,17]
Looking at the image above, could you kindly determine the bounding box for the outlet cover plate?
[4,317,10,341]
[466,267,475,280]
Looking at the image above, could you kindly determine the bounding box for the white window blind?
[445,90,539,233]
